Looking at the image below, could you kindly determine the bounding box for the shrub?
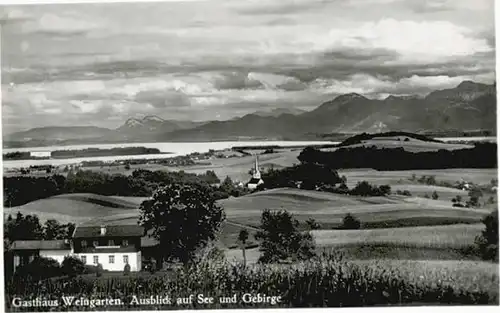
[340,213,361,230]
[402,190,412,196]
[96,263,103,277]
[124,263,131,276]
[61,256,85,278]
[306,218,321,230]
[432,191,439,200]
[15,257,62,280]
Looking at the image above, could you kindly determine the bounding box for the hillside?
[219,188,488,229]
[4,126,113,142]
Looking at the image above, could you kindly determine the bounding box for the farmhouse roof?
[11,240,70,251]
[248,178,262,184]
[73,225,144,238]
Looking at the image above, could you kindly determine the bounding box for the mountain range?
[4,81,496,146]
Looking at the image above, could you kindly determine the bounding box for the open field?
[74,149,302,183]
[311,223,483,249]
[342,137,474,152]
[339,168,498,186]
[219,188,489,229]
[3,193,140,224]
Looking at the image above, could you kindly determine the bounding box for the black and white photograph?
[1,0,498,311]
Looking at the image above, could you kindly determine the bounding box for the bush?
[432,191,439,200]
[124,263,131,276]
[340,213,361,230]
[96,263,103,277]
[61,256,85,278]
[15,257,62,280]
[306,218,321,230]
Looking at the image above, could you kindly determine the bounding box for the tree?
[378,185,391,196]
[5,212,44,242]
[44,219,65,240]
[475,210,498,261]
[432,191,439,200]
[124,163,131,170]
[238,229,249,267]
[340,213,361,230]
[255,209,316,263]
[61,256,85,278]
[139,183,225,265]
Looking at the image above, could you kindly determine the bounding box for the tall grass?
[5,253,497,311]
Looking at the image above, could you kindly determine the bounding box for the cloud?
[233,0,330,15]
[212,72,264,90]
[1,1,495,132]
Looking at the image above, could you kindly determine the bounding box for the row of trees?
[4,212,75,243]
[4,169,229,207]
[256,164,391,197]
[298,143,497,170]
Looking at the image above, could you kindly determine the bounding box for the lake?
[1,140,335,168]
[2,137,495,169]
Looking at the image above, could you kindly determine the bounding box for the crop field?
[311,223,484,249]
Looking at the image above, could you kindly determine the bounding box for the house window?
[81,256,87,264]
[123,255,129,264]
[109,255,114,264]
[93,256,98,264]
[93,240,99,247]
[81,240,87,247]
[123,240,129,247]
[108,240,115,246]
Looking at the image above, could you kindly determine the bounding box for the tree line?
[298,143,497,170]
[3,169,228,207]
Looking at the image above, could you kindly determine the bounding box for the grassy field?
[339,168,498,186]
[219,188,489,230]
[3,193,140,224]
[311,223,483,249]
[339,136,474,152]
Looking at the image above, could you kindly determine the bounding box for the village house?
[11,240,71,272]
[72,224,144,272]
[9,224,158,273]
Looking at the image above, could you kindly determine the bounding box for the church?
[247,155,264,190]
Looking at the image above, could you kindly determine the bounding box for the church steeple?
[253,155,261,179]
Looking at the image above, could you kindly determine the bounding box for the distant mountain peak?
[124,118,143,128]
[143,115,165,123]
[334,93,366,101]
[457,80,482,89]
[385,94,419,101]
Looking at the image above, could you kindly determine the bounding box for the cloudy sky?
[0,0,496,133]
